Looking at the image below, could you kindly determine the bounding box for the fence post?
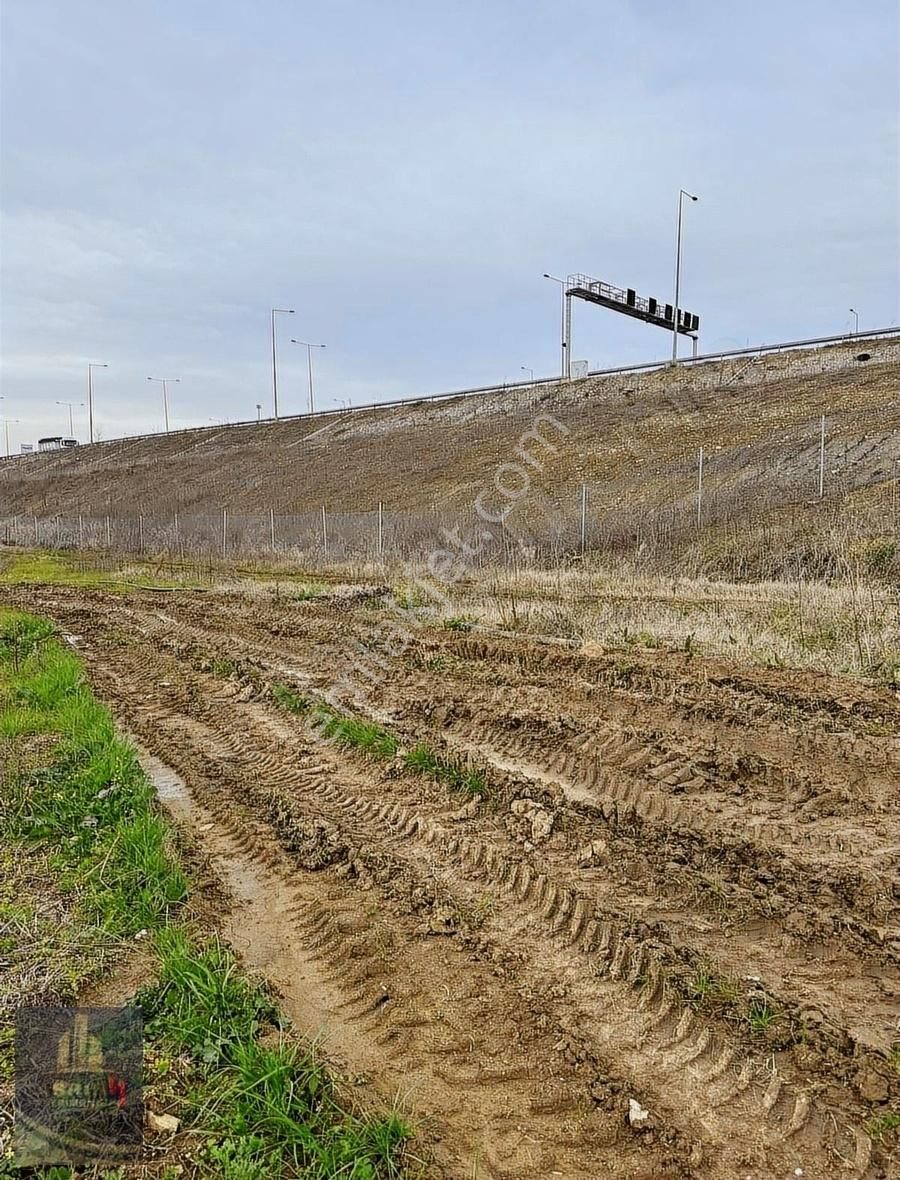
[818,414,826,499]
[696,446,704,528]
[269,506,275,550]
[78,514,84,548]
[580,483,587,556]
[222,508,227,560]
[55,515,61,548]
[106,515,111,548]
[321,505,328,557]
[139,514,144,554]
[377,501,384,557]
[33,515,38,547]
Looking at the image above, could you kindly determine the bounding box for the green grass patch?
[744,998,780,1036]
[403,743,486,796]
[864,1112,900,1143]
[271,685,398,758]
[0,551,116,588]
[0,613,187,939]
[441,615,475,632]
[272,685,486,796]
[138,930,411,1178]
[289,581,326,602]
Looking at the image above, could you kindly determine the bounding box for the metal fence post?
[222,508,227,560]
[269,506,276,550]
[321,505,328,557]
[33,515,38,547]
[580,483,587,556]
[818,414,826,499]
[378,501,384,557]
[696,446,704,528]
[78,514,84,548]
[139,514,144,554]
[106,514,111,548]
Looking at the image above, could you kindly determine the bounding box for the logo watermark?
[14,1006,143,1166]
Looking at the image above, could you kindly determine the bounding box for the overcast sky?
[1,0,897,449]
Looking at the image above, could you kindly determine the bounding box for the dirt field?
[5,581,898,1179]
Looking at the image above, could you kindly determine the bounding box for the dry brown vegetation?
[1,337,898,583]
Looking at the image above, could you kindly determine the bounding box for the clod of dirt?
[146,1111,180,1135]
[854,1066,889,1103]
[531,808,555,842]
[510,797,537,815]
[509,796,556,842]
[578,839,608,867]
[451,794,482,821]
[426,905,459,936]
[628,1098,650,1126]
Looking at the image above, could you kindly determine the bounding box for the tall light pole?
[87,363,108,443]
[290,339,326,414]
[1,417,19,458]
[56,400,84,436]
[520,366,534,381]
[849,308,859,336]
[147,377,179,433]
[672,189,699,362]
[543,273,568,378]
[271,308,294,418]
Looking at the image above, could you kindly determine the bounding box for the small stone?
[510,798,536,816]
[147,1110,180,1135]
[627,1097,649,1126]
[530,809,555,842]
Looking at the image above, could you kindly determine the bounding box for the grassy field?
[0,610,411,1178]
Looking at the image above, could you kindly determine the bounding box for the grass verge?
[0,614,412,1178]
[138,929,410,1179]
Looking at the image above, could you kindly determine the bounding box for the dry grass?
[438,564,900,683]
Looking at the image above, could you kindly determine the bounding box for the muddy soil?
[8,584,898,1179]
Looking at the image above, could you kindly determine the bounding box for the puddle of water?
[139,750,195,823]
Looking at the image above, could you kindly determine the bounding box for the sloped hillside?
[1,336,898,576]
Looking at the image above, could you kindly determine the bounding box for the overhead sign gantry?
[563,273,701,378]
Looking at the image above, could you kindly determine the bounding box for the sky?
[1,0,898,449]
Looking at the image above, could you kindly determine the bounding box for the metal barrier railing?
[3,325,899,462]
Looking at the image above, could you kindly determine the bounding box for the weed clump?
[139,931,411,1178]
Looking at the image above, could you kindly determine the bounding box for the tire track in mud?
[82,637,878,1179]
[126,715,671,1180]
[436,711,898,896]
[9,587,896,1177]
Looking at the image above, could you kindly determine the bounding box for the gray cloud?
[1,0,897,451]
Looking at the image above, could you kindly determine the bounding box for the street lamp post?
[520,366,534,381]
[56,401,84,436]
[271,308,295,419]
[672,189,699,362]
[849,308,859,336]
[1,418,19,458]
[543,274,568,378]
[87,363,108,443]
[290,340,326,414]
[147,377,180,433]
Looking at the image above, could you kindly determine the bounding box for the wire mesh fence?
[2,446,897,575]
